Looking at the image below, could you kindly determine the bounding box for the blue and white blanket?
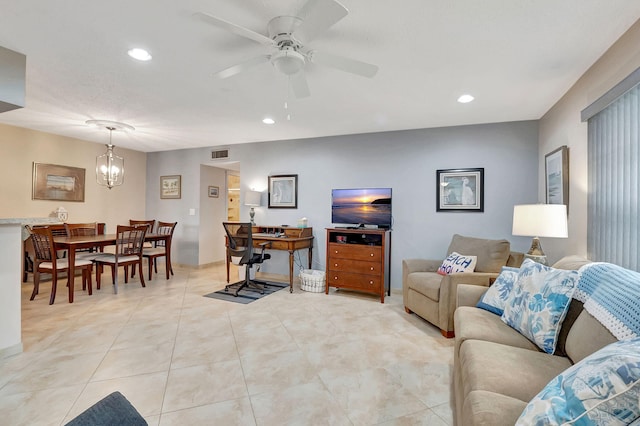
[574,262,640,340]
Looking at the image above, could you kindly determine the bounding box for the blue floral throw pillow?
[501,259,580,354]
[476,266,519,316]
[517,338,640,425]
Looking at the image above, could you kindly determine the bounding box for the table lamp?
[245,190,261,225]
[512,204,568,265]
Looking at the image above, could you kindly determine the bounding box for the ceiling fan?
[195,0,379,98]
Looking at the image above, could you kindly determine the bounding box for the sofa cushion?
[406,271,442,302]
[437,251,477,275]
[463,390,528,426]
[517,337,640,425]
[460,339,572,403]
[501,259,581,354]
[476,266,519,315]
[454,306,538,361]
[565,309,617,364]
[447,234,510,273]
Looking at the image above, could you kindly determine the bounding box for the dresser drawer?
[328,243,382,262]
[328,258,381,275]
[327,271,382,291]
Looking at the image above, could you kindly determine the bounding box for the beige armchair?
[403,234,523,337]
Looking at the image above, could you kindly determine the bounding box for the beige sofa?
[403,234,523,337]
[453,255,617,426]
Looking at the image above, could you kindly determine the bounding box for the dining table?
[53,233,171,303]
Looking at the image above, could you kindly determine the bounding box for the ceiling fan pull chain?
[286,76,292,121]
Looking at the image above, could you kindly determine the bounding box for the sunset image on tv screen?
[331,188,391,226]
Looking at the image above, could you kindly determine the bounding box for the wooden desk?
[225,226,314,293]
[54,233,170,303]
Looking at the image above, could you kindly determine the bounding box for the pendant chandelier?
[86,120,134,189]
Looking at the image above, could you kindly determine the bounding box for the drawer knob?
[335,250,339,254]
[334,276,338,280]
[370,253,374,257]
[334,263,338,267]
[369,280,374,284]
[370,267,374,271]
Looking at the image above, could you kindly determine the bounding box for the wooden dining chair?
[129,220,155,278]
[28,225,94,304]
[94,225,147,293]
[142,221,177,280]
[64,222,103,262]
[129,219,155,234]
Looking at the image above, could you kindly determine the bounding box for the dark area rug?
[65,391,147,426]
[204,280,289,304]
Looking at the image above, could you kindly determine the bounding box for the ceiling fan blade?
[309,50,378,78]
[293,0,348,44]
[195,12,273,46]
[213,55,270,79]
[290,72,311,98]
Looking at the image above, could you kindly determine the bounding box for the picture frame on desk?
[32,162,85,202]
[436,168,484,212]
[268,174,298,209]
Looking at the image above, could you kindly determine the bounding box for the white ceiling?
[1,0,639,153]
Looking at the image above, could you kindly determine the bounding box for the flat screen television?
[331,188,392,229]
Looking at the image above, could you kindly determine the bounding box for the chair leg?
[138,261,146,288]
[30,269,40,301]
[147,257,153,281]
[154,259,158,274]
[124,266,129,284]
[96,264,102,290]
[85,267,93,295]
[49,271,57,305]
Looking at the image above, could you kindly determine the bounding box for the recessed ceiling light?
[128,48,152,61]
[457,94,475,103]
[262,117,275,125]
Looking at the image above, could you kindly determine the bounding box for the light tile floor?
[1,264,455,426]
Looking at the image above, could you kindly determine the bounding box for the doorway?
[227,173,240,221]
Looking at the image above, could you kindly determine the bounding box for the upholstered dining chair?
[94,225,147,293]
[27,225,94,304]
[223,222,271,296]
[142,221,177,280]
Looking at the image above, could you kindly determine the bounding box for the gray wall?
[146,120,539,289]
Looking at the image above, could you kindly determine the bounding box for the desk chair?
[94,225,147,293]
[27,225,94,304]
[223,222,271,296]
[143,221,177,280]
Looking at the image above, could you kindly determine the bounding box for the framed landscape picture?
[208,185,219,198]
[545,146,569,207]
[268,174,298,208]
[32,162,85,202]
[160,175,181,199]
[436,168,484,212]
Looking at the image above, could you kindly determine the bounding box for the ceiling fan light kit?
[196,0,378,99]
[271,48,305,75]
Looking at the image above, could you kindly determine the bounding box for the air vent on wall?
[211,149,229,160]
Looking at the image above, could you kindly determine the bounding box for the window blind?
[587,83,640,270]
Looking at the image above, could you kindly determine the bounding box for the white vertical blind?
[588,84,640,270]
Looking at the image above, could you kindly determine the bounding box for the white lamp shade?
[512,204,568,238]
[245,190,261,207]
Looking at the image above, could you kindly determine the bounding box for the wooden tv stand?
[325,228,391,303]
